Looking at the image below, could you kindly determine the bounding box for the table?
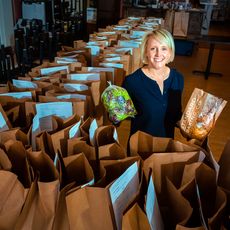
[188,35,230,80]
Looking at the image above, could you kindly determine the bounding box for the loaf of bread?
[179,88,227,141]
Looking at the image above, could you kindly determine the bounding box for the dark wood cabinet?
[97,0,122,28]
[123,6,166,18]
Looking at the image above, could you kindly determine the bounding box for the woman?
[122,28,184,138]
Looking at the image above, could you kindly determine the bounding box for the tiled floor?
[117,21,230,161]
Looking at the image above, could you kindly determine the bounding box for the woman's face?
[145,36,171,69]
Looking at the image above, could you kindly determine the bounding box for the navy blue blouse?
[122,68,184,138]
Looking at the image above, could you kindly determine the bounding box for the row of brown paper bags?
[1,129,230,230]
[1,73,227,146]
[0,77,106,138]
[0,64,127,131]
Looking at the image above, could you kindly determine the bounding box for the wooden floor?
[117,21,230,161]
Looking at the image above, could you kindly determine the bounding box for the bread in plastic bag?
[179,88,227,142]
[101,82,137,124]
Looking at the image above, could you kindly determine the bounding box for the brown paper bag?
[0,104,12,131]
[62,153,94,188]
[129,131,199,160]
[98,142,126,160]
[97,127,121,161]
[26,149,59,182]
[217,140,230,222]
[33,77,60,87]
[0,83,8,93]
[5,104,20,125]
[67,138,96,160]
[50,120,81,157]
[69,70,107,92]
[95,125,118,146]
[179,162,227,229]
[130,47,141,73]
[165,162,226,229]
[184,137,220,177]
[52,183,76,230]
[38,95,88,119]
[4,139,32,188]
[0,92,34,107]
[0,148,12,170]
[173,11,190,37]
[80,116,94,138]
[15,178,59,230]
[122,203,151,230]
[45,84,90,98]
[0,94,33,127]
[32,115,59,152]
[99,54,132,76]
[36,131,56,160]
[66,186,114,230]
[169,177,208,230]
[144,175,164,229]
[0,170,27,230]
[0,128,28,146]
[30,101,76,151]
[66,159,141,230]
[90,81,106,125]
[6,82,37,98]
[24,101,36,122]
[32,62,69,76]
[143,151,204,201]
[218,140,230,191]
[66,137,100,181]
[81,66,114,88]
[166,177,193,229]
[99,156,141,186]
[164,9,175,33]
[15,149,60,230]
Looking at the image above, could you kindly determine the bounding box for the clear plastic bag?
[101,82,137,124]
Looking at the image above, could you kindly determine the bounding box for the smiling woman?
[141,29,175,65]
[122,29,184,148]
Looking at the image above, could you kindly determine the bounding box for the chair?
[0,45,17,83]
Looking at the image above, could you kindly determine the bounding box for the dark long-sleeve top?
[122,68,184,138]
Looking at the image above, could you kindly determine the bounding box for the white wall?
[0,0,14,47]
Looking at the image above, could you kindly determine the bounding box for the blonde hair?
[140,28,175,65]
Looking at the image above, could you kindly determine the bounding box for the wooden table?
[188,35,230,79]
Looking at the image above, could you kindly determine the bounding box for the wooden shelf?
[123,6,167,18]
